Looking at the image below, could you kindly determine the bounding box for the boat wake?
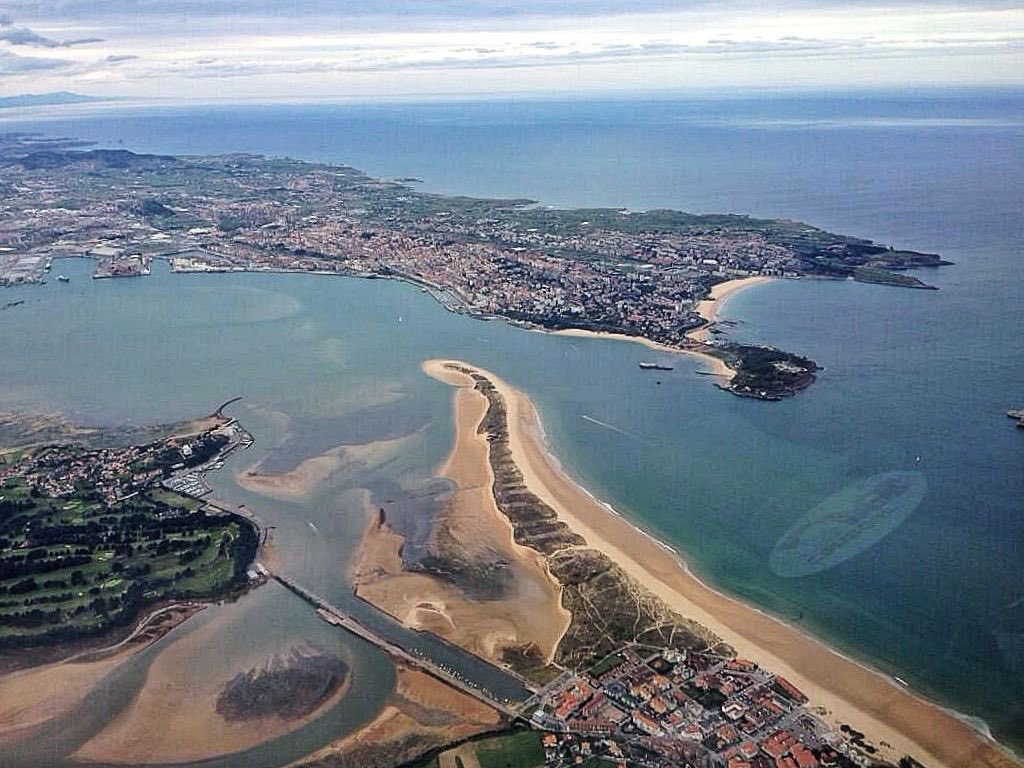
[581,414,638,439]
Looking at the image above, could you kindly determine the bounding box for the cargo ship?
[638,362,673,371]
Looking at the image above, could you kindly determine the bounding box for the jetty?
[270,571,524,719]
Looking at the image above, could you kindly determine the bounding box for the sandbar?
[422,359,1019,768]
[238,433,412,503]
[353,369,570,666]
[0,602,201,745]
[289,665,501,768]
[0,655,125,745]
[73,611,347,764]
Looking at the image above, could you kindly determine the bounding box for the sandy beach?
[689,275,776,342]
[423,359,1020,768]
[353,364,570,666]
[548,275,774,382]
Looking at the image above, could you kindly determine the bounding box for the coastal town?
[0,416,257,648]
[0,420,247,505]
[0,134,946,399]
[530,647,883,768]
[0,135,994,768]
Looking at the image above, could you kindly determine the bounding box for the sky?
[0,0,1022,100]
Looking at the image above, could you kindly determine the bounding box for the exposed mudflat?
[216,646,348,722]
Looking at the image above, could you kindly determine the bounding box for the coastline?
[423,358,1020,768]
[547,275,776,382]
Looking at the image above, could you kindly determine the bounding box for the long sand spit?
[353,368,570,665]
[422,358,1020,768]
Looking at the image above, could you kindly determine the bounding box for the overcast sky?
[0,0,1021,99]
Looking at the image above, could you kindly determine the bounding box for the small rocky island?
[216,646,348,721]
[714,344,820,400]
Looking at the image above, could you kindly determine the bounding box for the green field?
[475,731,545,768]
[0,479,256,647]
[520,663,564,687]
[588,652,625,678]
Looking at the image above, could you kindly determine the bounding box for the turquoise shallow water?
[0,92,1022,754]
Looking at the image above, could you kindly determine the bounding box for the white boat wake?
[581,413,638,439]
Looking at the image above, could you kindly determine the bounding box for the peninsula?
[367,359,1016,768]
[0,134,948,400]
[0,407,258,652]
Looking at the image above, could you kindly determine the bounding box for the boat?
[638,362,673,371]
[57,274,70,282]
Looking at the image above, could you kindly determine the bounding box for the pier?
[164,403,530,721]
[270,572,525,720]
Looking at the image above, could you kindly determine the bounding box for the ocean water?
[0,91,1022,756]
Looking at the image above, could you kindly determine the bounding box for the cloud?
[0,1,706,21]
[5,0,1021,19]
[129,30,1023,81]
[0,24,101,47]
[0,49,72,73]
[2,0,1021,94]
